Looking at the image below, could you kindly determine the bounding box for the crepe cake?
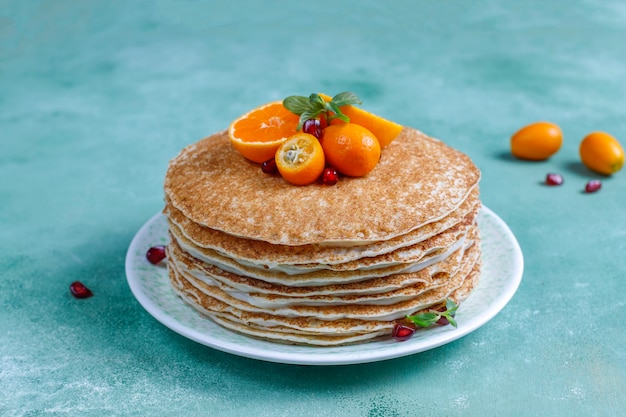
[163,126,482,346]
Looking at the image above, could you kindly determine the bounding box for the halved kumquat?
[229,101,301,163]
[275,133,326,186]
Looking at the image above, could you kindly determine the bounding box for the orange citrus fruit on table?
[321,123,381,177]
[228,101,301,163]
[579,131,624,175]
[319,93,403,147]
[510,121,563,161]
[275,133,326,185]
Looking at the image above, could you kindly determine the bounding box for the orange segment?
[320,93,403,147]
[229,101,301,163]
[321,123,381,177]
[275,133,326,185]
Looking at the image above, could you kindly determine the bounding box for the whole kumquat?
[510,121,562,161]
[579,131,624,175]
[320,123,381,177]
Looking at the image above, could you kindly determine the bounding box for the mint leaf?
[297,109,324,130]
[325,101,349,123]
[283,96,311,115]
[405,298,459,330]
[445,299,459,316]
[332,92,362,107]
[282,91,363,130]
[308,93,326,107]
[445,315,458,328]
[407,312,439,328]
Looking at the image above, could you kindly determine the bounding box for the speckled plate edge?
[125,206,523,365]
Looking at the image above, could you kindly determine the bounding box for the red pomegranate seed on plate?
[436,316,450,325]
[70,281,93,299]
[436,306,453,325]
[392,320,417,341]
[146,245,166,264]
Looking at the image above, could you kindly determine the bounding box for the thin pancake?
[175,242,479,308]
[164,127,481,245]
[167,232,478,300]
[163,188,480,267]
[169,256,481,346]
[168,241,479,322]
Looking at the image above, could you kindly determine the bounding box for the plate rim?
[125,206,523,365]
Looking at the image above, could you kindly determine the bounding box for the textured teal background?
[2,1,625,416]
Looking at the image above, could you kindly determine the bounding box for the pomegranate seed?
[437,316,450,325]
[545,173,563,186]
[302,119,322,139]
[261,158,278,174]
[70,281,93,299]
[585,180,602,193]
[322,167,339,185]
[392,320,417,341]
[436,306,449,325]
[146,245,166,264]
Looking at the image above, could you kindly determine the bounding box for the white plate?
[125,206,523,365]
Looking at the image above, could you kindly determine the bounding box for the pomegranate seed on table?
[545,173,563,186]
[70,281,93,299]
[146,245,167,264]
[585,180,602,193]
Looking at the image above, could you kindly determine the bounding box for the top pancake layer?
[164,127,480,245]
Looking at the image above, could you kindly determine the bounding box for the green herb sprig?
[283,92,362,130]
[406,299,459,328]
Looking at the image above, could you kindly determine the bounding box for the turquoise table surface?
[2,1,626,415]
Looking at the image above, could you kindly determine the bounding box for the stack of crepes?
[163,127,482,346]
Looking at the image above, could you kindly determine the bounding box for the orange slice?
[275,133,325,185]
[321,123,381,177]
[229,101,301,163]
[320,93,403,147]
